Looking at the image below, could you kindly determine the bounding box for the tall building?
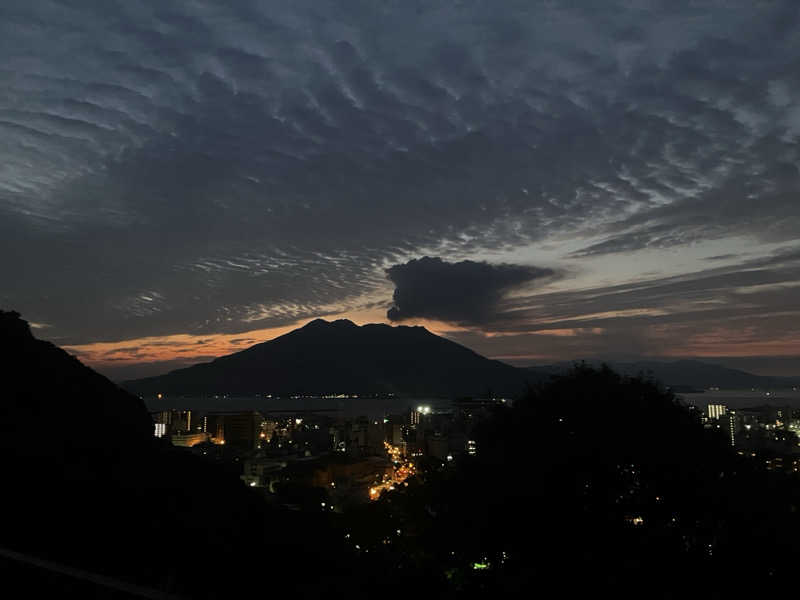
[150,409,192,434]
[411,405,431,427]
[707,404,727,421]
[151,410,171,426]
[719,411,737,447]
[202,414,225,442]
[171,409,192,432]
[222,411,262,450]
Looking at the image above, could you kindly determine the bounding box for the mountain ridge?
[124,318,529,398]
[124,319,800,398]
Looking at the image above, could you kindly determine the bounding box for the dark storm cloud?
[0,0,799,347]
[386,257,554,325]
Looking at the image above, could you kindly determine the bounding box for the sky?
[2,0,800,380]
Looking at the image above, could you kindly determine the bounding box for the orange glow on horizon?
[62,305,438,370]
[63,310,800,375]
[64,323,303,368]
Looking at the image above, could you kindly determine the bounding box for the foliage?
[348,365,800,598]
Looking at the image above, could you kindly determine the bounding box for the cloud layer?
[1,1,799,373]
[445,246,800,368]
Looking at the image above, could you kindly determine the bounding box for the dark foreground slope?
[0,311,351,597]
[126,319,529,397]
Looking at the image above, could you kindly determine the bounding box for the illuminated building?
[411,405,431,427]
[169,410,192,433]
[151,410,171,427]
[154,422,167,438]
[151,409,193,434]
[260,419,277,443]
[719,411,738,447]
[707,404,727,421]
[199,411,262,448]
[202,414,225,441]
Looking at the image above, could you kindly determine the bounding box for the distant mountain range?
[527,360,800,392]
[124,319,531,398]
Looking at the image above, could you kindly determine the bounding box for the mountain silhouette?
[125,319,530,397]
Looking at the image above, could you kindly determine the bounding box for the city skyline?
[2,1,800,379]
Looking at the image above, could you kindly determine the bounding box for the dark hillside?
[0,311,349,597]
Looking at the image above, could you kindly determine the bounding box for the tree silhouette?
[351,365,800,598]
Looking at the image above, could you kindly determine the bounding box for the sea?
[143,389,800,419]
[143,395,449,419]
[680,389,800,411]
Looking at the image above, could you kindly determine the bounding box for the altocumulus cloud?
[386,257,554,326]
[0,0,799,358]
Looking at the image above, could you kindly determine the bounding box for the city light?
[369,442,416,500]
